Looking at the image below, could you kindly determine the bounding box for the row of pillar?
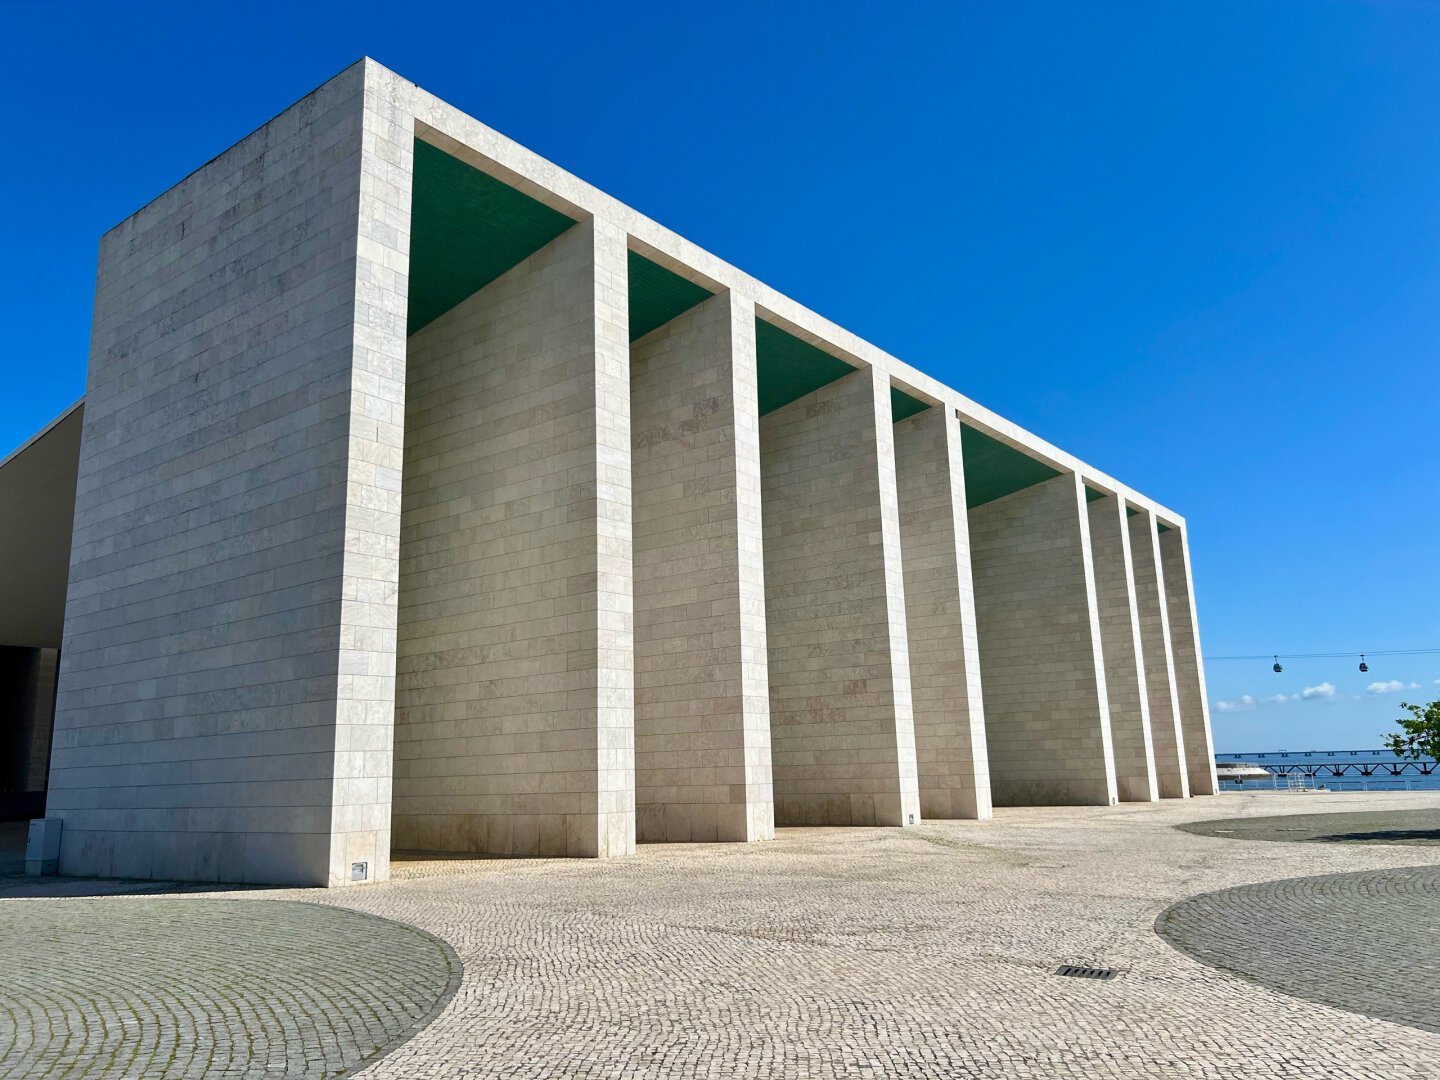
[389,220,1216,858]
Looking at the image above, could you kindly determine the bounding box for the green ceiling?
[960,424,1063,509]
[743,316,944,423]
[1084,485,1106,503]
[755,320,857,414]
[405,142,936,428]
[890,388,931,422]
[407,139,578,334]
[409,141,719,342]
[402,144,1146,526]
[752,320,937,421]
[628,252,713,341]
[1123,507,1169,530]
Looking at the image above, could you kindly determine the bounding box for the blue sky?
[2,1,1436,751]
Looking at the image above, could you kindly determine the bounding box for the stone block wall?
[44,60,410,886]
[1128,511,1189,798]
[630,293,773,843]
[969,474,1117,806]
[1086,496,1158,802]
[1161,529,1218,796]
[392,219,635,858]
[893,407,991,819]
[759,365,920,828]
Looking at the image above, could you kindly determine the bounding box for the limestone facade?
[630,293,773,843]
[43,63,408,886]
[970,475,1117,806]
[1086,496,1158,803]
[1161,529,1219,797]
[760,368,920,828]
[894,407,990,820]
[24,59,1216,885]
[393,220,634,858]
[1129,509,1190,800]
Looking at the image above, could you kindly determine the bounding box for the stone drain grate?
[1054,964,1119,981]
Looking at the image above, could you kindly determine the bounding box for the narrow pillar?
[1160,527,1218,795]
[1128,509,1189,798]
[630,291,773,842]
[394,217,636,858]
[969,472,1117,806]
[894,405,991,819]
[760,362,921,827]
[1086,496,1158,802]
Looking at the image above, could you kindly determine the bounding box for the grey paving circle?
[0,897,459,1079]
[1156,866,1440,1035]
[1178,808,1440,845]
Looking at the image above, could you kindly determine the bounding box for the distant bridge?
[1267,760,1437,779]
[1219,750,1439,782]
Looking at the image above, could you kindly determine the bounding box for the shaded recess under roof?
[408,139,578,334]
[628,253,712,341]
[1084,487,1162,516]
[0,403,82,648]
[754,320,856,414]
[409,141,718,345]
[753,319,938,424]
[890,389,931,422]
[403,144,1075,480]
[1084,487,1164,517]
[960,424,1063,509]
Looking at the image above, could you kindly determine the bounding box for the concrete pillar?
[969,472,1117,806]
[893,406,991,819]
[760,363,920,827]
[44,61,410,887]
[629,291,773,842]
[1128,510,1189,798]
[1086,496,1158,802]
[393,217,636,858]
[1160,527,1218,795]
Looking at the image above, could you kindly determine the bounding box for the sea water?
[1215,749,1440,792]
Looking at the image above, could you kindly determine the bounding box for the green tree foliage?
[1384,699,1440,761]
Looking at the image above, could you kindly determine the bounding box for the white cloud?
[1367,680,1421,695]
[1215,682,1353,711]
[1215,694,1256,713]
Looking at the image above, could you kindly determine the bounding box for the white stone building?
[0,60,1216,887]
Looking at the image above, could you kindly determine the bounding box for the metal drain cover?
[1055,964,1118,980]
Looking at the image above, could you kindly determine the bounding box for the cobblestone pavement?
[1157,865,1440,1035]
[1179,807,1440,845]
[0,897,458,1079]
[3,792,1440,1078]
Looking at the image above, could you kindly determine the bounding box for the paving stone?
[1178,808,1440,845]
[3,792,1439,1078]
[0,898,457,1079]
[1157,865,1440,1036]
